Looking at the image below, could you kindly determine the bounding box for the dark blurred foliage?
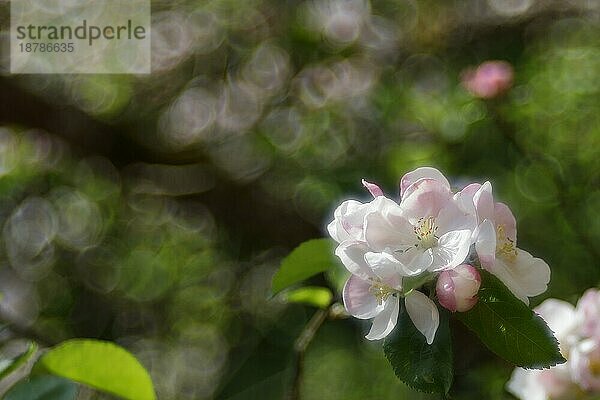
[0,0,598,399]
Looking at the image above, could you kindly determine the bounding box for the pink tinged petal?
[435,196,478,235]
[473,181,494,222]
[534,299,577,344]
[365,295,400,340]
[474,219,496,269]
[334,241,374,280]
[364,209,414,252]
[405,290,439,344]
[457,183,481,200]
[343,275,384,319]
[453,264,481,312]
[494,202,517,244]
[400,167,451,198]
[400,179,453,222]
[491,249,551,305]
[536,368,572,399]
[430,229,472,271]
[436,271,457,312]
[570,339,600,391]
[437,264,481,313]
[328,200,367,243]
[362,179,384,198]
[575,289,600,338]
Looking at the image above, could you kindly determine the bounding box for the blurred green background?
[0,0,598,398]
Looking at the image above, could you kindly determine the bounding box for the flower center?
[414,216,438,249]
[369,281,397,305]
[496,224,517,262]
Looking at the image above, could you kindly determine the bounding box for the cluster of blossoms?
[508,290,600,400]
[327,167,550,343]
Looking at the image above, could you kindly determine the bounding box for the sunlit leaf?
[0,342,37,381]
[383,301,453,394]
[4,375,78,400]
[456,270,565,369]
[282,286,333,309]
[34,339,155,400]
[272,239,336,295]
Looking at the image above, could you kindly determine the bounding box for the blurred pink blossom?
[461,61,514,99]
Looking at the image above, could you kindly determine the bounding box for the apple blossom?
[364,179,475,275]
[339,240,439,343]
[436,264,481,312]
[328,166,553,346]
[461,60,514,99]
[462,182,550,304]
[508,291,600,400]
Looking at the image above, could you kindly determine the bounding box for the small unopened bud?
[436,264,481,312]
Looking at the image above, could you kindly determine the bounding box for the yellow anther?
[369,281,396,305]
[414,216,438,249]
[496,224,517,262]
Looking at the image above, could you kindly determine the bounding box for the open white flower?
[327,183,395,244]
[337,240,439,343]
[463,182,550,304]
[363,178,474,274]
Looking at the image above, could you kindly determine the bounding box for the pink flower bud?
[436,264,481,312]
[461,60,514,99]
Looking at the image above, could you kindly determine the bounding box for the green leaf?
[33,339,155,400]
[325,261,350,294]
[456,270,565,369]
[272,239,336,295]
[282,286,332,309]
[4,375,78,400]
[383,300,453,394]
[0,342,37,381]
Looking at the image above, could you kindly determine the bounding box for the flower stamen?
[496,224,517,262]
[369,281,397,305]
[414,216,438,249]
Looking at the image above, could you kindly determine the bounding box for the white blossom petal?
[429,229,472,271]
[365,295,400,340]
[365,251,421,280]
[400,179,453,222]
[490,248,551,305]
[407,248,434,273]
[328,200,368,243]
[364,210,413,252]
[506,368,548,400]
[534,298,577,344]
[343,275,383,319]
[400,167,451,198]
[494,202,517,243]
[436,197,478,235]
[473,181,494,222]
[405,290,439,344]
[334,241,375,280]
[474,219,496,268]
